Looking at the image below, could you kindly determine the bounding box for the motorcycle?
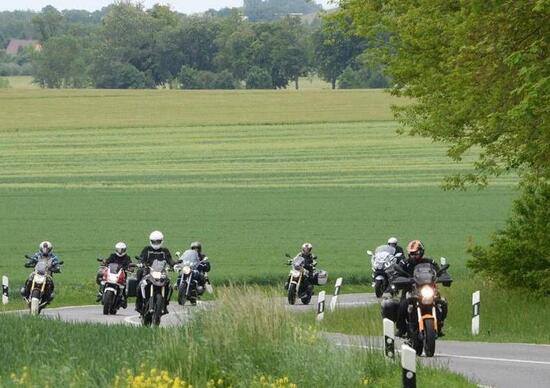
[367,245,402,298]
[23,255,63,315]
[285,254,327,305]
[96,258,136,315]
[139,260,172,326]
[174,250,204,306]
[391,261,452,357]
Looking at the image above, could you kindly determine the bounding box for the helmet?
[301,242,313,255]
[149,231,164,250]
[190,241,202,253]
[387,237,398,247]
[39,241,53,255]
[407,240,425,261]
[115,241,127,257]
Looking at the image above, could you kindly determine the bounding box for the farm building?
[5,39,41,55]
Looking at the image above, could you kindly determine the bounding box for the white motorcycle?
[367,245,401,298]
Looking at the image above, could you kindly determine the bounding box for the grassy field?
[1,76,37,89]
[0,87,533,347]
[0,288,475,387]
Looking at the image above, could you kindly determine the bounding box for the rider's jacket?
[297,252,317,274]
[105,253,132,269]
[29,251,60,268]
[139,246,177,267]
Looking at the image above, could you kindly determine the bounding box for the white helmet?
[149,231,164,250]
[115,241,127,257]
[301,242,313,255]
[388,237,398,247]
[39,241,53,255]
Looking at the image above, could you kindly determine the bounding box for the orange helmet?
[407,240,425,261]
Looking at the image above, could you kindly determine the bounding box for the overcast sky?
[0,1,337,14]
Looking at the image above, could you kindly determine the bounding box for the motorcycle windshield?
[292,256,305,270]
[35,260,48,275]
[375,245,396,255]
[150,259,167,273]
[413,263,437,285]
[180,249,200,269]
[373,245,396,268]
[108,262,121,273]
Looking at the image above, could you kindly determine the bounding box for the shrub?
[178,66,237,90]
[468,178,550,294]
[337,65,390,89]
[245,66,273,89]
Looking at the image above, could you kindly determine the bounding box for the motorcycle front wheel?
[153,292,164,326]
[103,290,115,315]
[374,280,384,298]
[30,289,41,316]
[423,319,437,357]
[287,283,297,305]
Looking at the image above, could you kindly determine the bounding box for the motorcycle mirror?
[285,253,292,258]
[437,264,450,276]
[96,258,104,262]
[24,254,31,259]
[395,252,403,258]
[175,251,181,258]
[366,250,373,256]
[58,261,64,265]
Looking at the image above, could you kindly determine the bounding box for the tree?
[339,0,549,187]
[246,66,273,89]
[312,15,367,89]
[341,0,550,290]
[244,0,321,22]
[32,5,64,41]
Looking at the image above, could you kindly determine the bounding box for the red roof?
[6,39,41,55]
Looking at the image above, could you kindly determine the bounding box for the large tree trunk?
[295,77,299,90]
[331,78,336,89]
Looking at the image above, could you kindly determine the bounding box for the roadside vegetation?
[0,288,474,387]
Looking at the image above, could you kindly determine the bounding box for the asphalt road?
[28,293,550,388]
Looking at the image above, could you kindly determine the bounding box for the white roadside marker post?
[316,291,326,322]
[472,290,480,336]
[2,275,8,305]
[383,318,395,359]
[329,277,343,312]
[401,344,416,388]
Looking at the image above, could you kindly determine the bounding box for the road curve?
[20,293,550,388]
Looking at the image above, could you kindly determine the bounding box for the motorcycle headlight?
[108,273,118,283]
[183,266,191,275]
[290,270,301,278]
[151,271,162,279]
[420,286,435,303]
[33,274,45,284]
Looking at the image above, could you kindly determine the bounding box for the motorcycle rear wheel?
[301,292,312,305]
[423,319,437,357]
[287,283,297,305]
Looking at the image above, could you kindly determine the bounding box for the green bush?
[337,65,390,89]
[468,179,550,294]
[245,66,273,89]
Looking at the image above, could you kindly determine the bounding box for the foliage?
[312,14,367,89]
[245,66,273,89]
[339,0,550,187]
[243,0,321,22]
[468,179,550,294]
[337,62,390,89]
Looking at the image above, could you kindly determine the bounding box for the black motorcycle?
[138,260,172,326]
[391,262,452,357]
[174,249,204,306]
[23,255,63,315]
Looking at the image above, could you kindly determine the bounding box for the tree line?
[0,1,390,90]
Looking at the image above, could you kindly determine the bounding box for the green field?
[0,88,533,347]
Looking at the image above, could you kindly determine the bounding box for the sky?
[0,1,337,14]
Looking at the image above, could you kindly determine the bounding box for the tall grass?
[0,287,474,387]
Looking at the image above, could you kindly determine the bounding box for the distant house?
[6,39,42,55]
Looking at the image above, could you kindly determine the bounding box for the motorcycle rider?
[287,242,317,290]
[395,240,448,337]
[387,237,405,260]
[20,241,61,303]
[135,231,177,314]
[96,242,132,307]
[189,241,211,291]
